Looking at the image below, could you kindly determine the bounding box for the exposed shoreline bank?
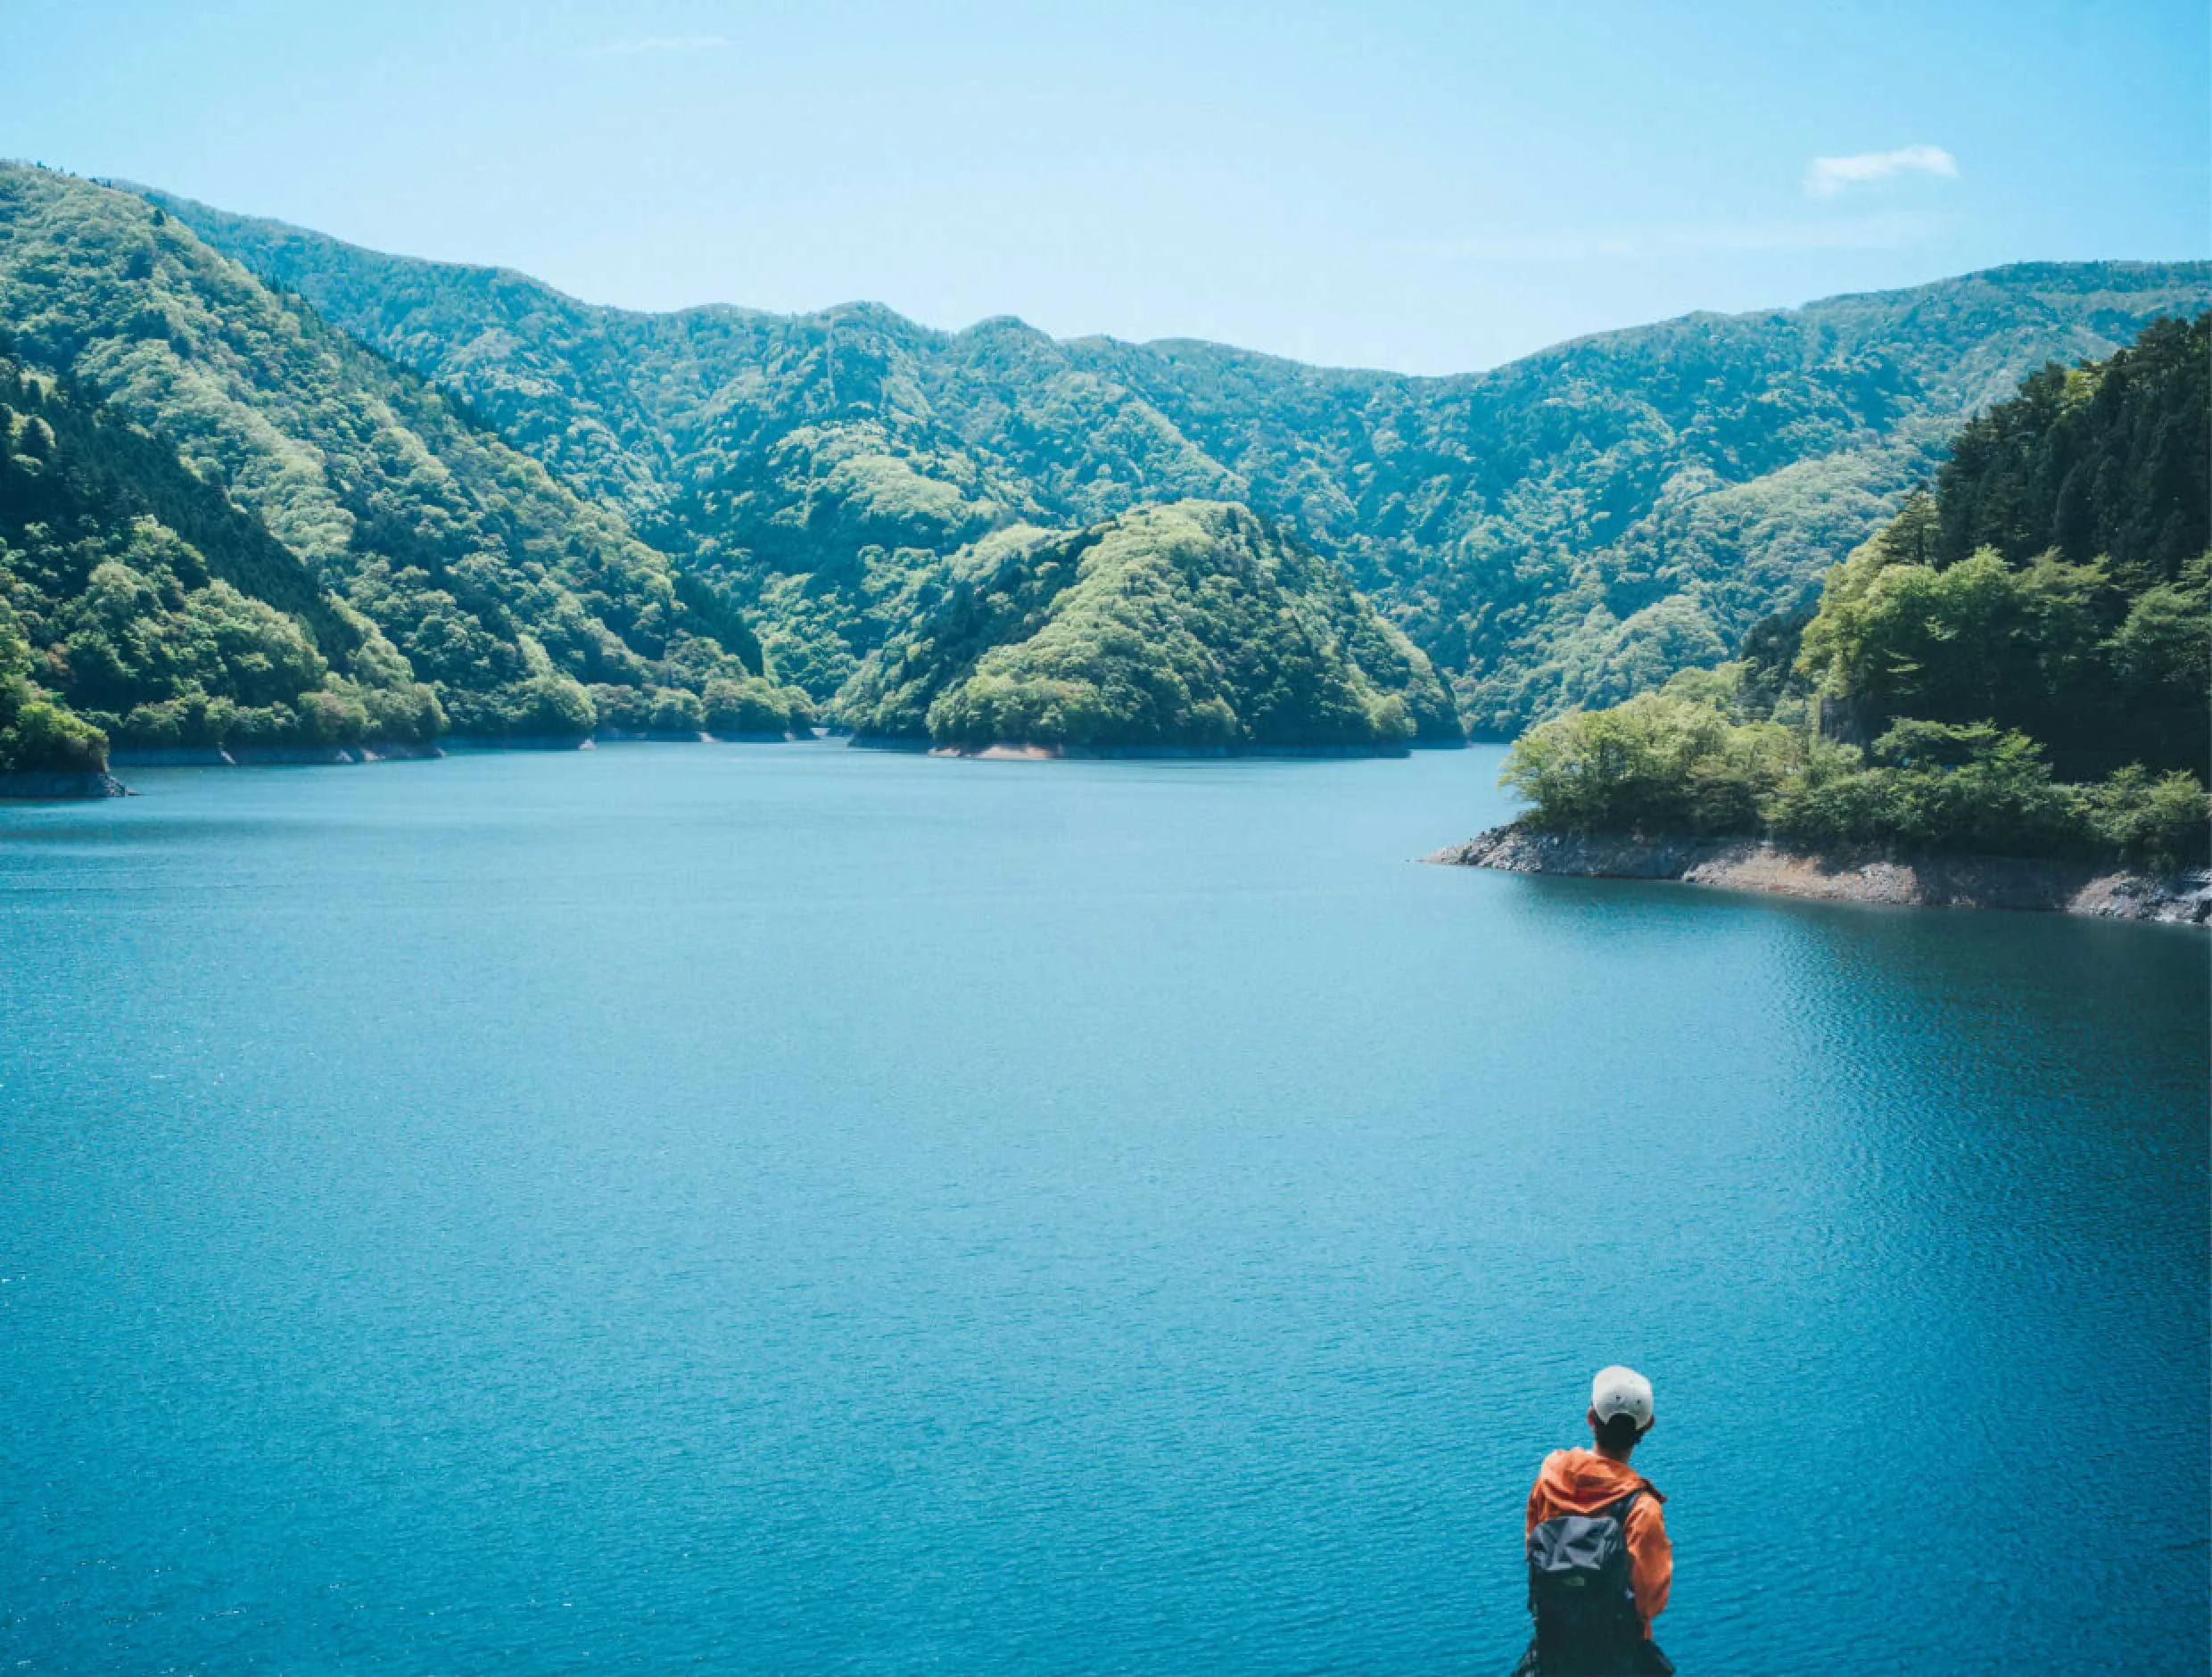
[911,740,1431,761]
[0,769,129,799]
[108,741,448,768]
[1426,823,2212,927]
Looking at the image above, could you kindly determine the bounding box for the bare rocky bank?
[1427,824,2212,927]
[0,769,128,799]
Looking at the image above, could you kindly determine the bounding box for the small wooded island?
[1434,316,2212,925]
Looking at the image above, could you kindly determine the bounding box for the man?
[1515,1366,1673,1676]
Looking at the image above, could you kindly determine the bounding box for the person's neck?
[1594,1442,1636,1466]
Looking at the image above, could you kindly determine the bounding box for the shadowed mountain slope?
[0,164,784,748]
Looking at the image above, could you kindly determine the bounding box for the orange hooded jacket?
[1524,1447,1671,1636]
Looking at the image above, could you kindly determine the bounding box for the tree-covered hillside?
[0,351,436,759]
[1501,316,2210,869]
[838,500,1457,752]
[140,186,2212,731]
[0,165,800,745]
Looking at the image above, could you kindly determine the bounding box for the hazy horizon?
[47,172,2192,383]
[6,0,2204,376]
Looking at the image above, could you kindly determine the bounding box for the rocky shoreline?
[0,769,130,799]
[912,740,1419,761]
[108,741,448,768]
[1427,823,2212,927]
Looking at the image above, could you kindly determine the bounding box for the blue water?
[1,744,2204,1675]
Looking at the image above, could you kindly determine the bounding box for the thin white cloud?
[582,34,730,58]
[1803,145,1959,199]
[1411,211,1943,263]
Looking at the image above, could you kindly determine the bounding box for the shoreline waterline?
[1429,822,2212,927]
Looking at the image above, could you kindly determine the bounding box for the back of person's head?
[1592,1409,1647,1453]
[1589,1365,1655,1452]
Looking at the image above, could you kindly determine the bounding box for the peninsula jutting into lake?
[1431,316,2211,915]
[4,7,2208,1670]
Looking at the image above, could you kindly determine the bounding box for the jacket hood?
[1533,1447,1664,1514]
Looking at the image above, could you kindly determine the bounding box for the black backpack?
[1525,1490,1653,1675]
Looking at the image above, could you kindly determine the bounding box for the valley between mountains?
[2,161,2206,779]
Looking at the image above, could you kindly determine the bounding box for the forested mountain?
[0,351,436,765]
[0,164,804,753]
[7,162,2202,772]
[137,184,2212,731]
[839,500,1457,752]
[1502,316,2210,868]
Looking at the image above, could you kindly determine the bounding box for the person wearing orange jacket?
[1513,1366,1673,1675]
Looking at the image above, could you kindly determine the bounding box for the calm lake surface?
[2,743,2205,1675]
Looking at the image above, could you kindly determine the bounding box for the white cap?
[1591,1365,1655,1431]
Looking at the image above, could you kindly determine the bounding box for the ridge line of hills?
[107,176,2202,381]
[123,181,2212,727]
[110,178,2191,376]
[2,160,2207,780]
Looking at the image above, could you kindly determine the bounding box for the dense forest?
[0,165,808,754]
[141,184,2211,732]
[1502,316,2210,869]
[4,164,2206,774]
[839,500,1457,752]
[0,351,438,764]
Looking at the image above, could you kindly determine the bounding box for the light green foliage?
[0,592,108,771]
[1768,722,2093,860]
[833,525,1096,739]
[1502,681,1805,837]
[1,694,109,772]
[0,349,442,752]
[1507,689,2210,867]
[461,673,595,740]
[841,500,1456,751]
[0,167,762,740]
[2108,568,2212,703]
[144,186,2212,725]
[701,676,813,737]
[1798,544,2208,787]
[588,673,811,738]
[1798,540,2118,764]
[2080,765,2212,872]
[1504,326,2212,869]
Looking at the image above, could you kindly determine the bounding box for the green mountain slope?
[139,185,2212,731]
[838,500,1457,752]
[1501,314,2210,867]
[1799,311,2208,780]
[0,350,437,758]
[0,165,790,745]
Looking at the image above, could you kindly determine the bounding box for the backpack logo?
[1526,1491,1643,1673]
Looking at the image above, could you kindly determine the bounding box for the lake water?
[2,743,2205,1675]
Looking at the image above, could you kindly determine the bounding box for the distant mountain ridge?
[0,166,1431,766]
[127,187,2212,732]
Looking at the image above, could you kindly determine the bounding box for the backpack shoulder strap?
[1605,1488,1642,1529]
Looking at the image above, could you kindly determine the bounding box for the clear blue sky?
[4,0,2205,373]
